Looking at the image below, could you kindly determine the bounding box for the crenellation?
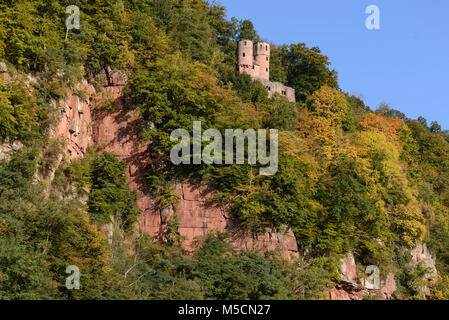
[237,40,295,102]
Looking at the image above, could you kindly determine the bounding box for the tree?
[417,116,428,127]
[0,149,129,299]
[236,19,259,42]
[274,44,339,102]
[430,121,442,133]
[88,152,140,231]
[375,102,406,121]
[0,77,38,141]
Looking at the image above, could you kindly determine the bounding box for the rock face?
[329,283,370,301]
[0,61,7,73]
[330,245,438,300]
[0,61,10,81]
[50,69,299,260]
[51,80,95,162]
[0,140,23,161]
[410,243,437,280]
[340,252,357,285]
[138,182,299,260]
[408,243,438,297]
[380,272,397,300]
[330,252,397,300]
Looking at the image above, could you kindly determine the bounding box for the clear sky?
[222,0,449,129]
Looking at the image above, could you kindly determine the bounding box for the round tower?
[237,40,254,77]
[254,41,270,80]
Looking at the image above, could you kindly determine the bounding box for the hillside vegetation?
[1,0,449,299]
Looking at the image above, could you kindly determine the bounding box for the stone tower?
[253,41,270,81]
[237,39,295,103]
[237,39,254,77]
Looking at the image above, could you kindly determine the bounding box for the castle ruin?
[237,40,296,103]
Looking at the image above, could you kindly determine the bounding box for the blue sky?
[222,0,449,129]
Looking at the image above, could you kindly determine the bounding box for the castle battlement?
[237,40,295,102]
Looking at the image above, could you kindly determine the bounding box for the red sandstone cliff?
[50,69,299,261]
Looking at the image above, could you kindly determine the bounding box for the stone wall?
[259,79,296,103]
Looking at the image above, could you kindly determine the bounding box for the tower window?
[266,45,268,50]
[244,41,247,45]
[266,57,269,61]
[243,53,246,57]
[266,68,268,72]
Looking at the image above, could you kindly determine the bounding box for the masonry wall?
[259,79,296,103]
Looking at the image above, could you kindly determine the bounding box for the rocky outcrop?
[380,272,397,299]
[92,98,299,259]
[330,252,396,300]
[45,80,95,183]
[55,68,300,261]
[330,244,438,300]
[50,67,128,165]
[51,80,95,162]
[0,61,7,73]
[138,182,299,260]
[408,243,437,297]
[0,140,23,161]
[329,283,371,300]
[0,61,10,81]
[409,243,437,280]
[340,252,357,285]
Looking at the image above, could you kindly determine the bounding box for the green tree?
[236,19,259,42]
[276,44,339,102]
[88,152,140,231]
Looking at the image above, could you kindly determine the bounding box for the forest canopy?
[0,0,448,300]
